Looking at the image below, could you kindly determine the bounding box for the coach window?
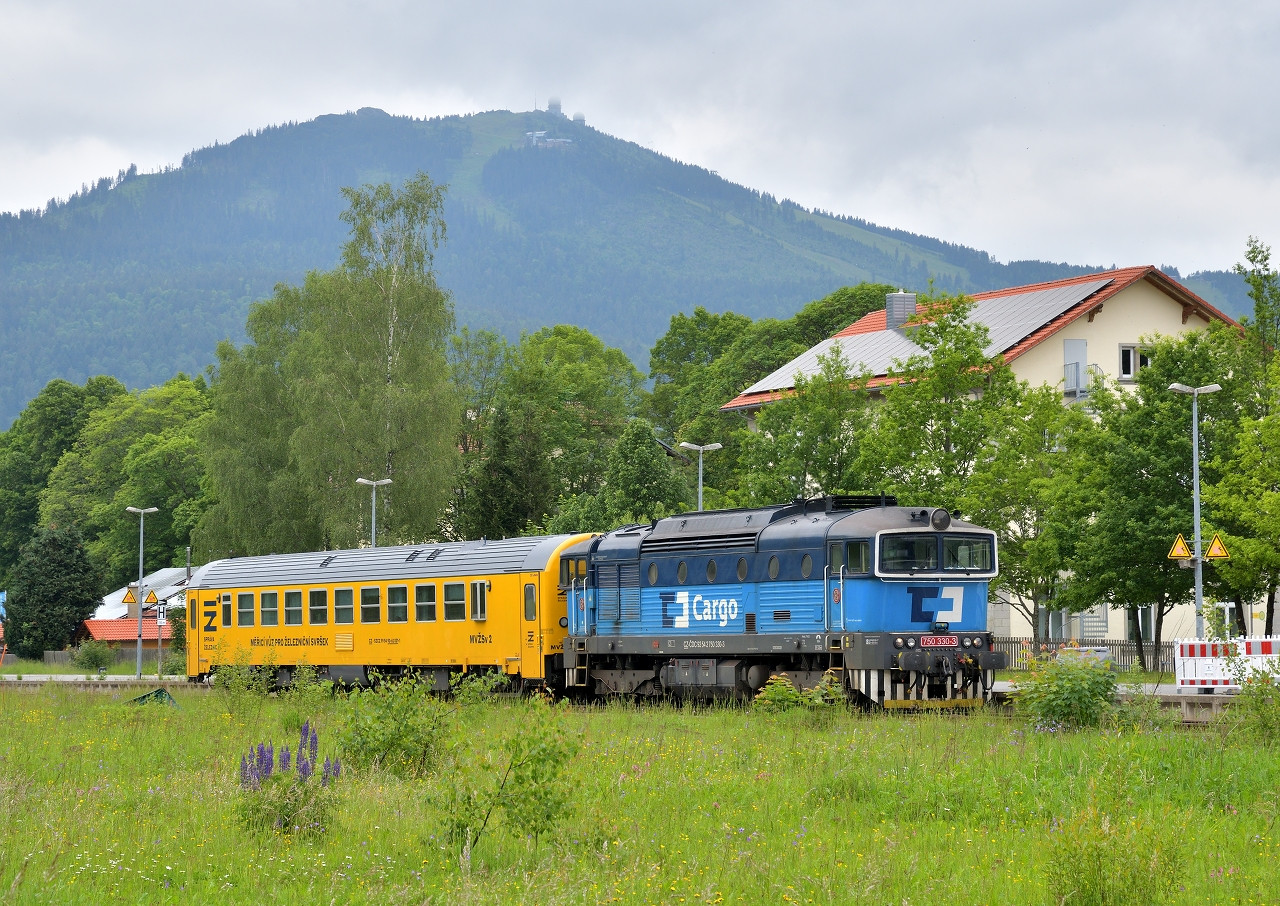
[260,591,279,627]
[800,554,813,579]
[237,592,254,627]
[416,584,437,622]
[388,586,408,623]
[361,587,381,623]
[471,580,488,621]
[189,602,197,630]
[677,561,688,584]
[284,591,303,626]
[846,540,871,574]
[444,583,466,621]
[334,588,354,624]
[524,583,537,621]
[221,593,232,627]
[309,589,328,625]
[706,560,717,583]
[648,562,658,585]
[768,556,780,580]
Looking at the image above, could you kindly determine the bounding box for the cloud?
[3,0,1278,272]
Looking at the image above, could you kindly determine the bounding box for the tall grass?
[0,686,1275,904]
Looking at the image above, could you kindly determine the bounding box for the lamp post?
[356,478,392,547]
[125,506,158,679]
[678,441,722,511]
[1169,382,1221,638]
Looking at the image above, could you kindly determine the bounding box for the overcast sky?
[3,0,1277,274]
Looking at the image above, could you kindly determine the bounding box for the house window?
[360,587,381,623]
[309,589,328,625]
[334,588,354,624]
[284,590,303,626]
[444,583,466,621]
[1119,345,1149,381]
[260,591,278,627]
[387,586,408,623]
[416,584,437,622]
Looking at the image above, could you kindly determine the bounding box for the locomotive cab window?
[309,589,328,625]
[846,540,871,574]
[524,583,537,620]
[388,585,408,623]
[261,591,278,627]
[942,535,994,572]
[334,588,354,624]
[471,580,488,621]
[361,587,381,623]
[237,592,254,627]
[880,534,940,573]
[444,583,465,621]
[284,590,303,626]
[415,584,437,622]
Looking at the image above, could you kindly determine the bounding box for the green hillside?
[0,107,1251,426]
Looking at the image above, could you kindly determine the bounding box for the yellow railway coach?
[185,534,593,688]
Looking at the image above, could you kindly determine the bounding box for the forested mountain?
[0,106,1250,426]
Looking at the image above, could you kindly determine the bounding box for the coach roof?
[190,535,583,590]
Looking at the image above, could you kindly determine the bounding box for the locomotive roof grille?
[641,532,761,554]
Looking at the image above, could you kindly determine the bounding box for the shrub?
[280,660,334,734]
[1222,668,1280,746]
[1011,653,1118,729]
[442,699,577,860]
[1106,683,1178,733]
[235,720,340,836]
[72,640,114,673]
[336,673,450,778]
[752,671,845,713]
[451,669,510,706]
[160,653,186,677]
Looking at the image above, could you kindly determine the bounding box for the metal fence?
[995,637,1176,673]
[45,645,158,666]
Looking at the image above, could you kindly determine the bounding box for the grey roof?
[189,535,580,591]
[96,566,192,619]
[741,278,1113,396]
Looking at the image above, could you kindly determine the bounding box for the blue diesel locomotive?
[561,496,1005,708]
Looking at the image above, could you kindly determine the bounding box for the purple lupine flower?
[240,754,251,788]
[256,742,266,778]
[299,721,310,758]
[265,743,275,778]
[308,725,319,764]
[298,753,314,782]
[332,757,340,779]
[280,746,291,773]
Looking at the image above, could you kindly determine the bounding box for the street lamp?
[678,441,722,511]
[356,478,392,547]
[1169,382,1221,638]
[125,505,158,679]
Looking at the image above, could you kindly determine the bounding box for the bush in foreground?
[1011,653,1118,729]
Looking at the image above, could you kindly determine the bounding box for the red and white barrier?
[1175,637,1280,692]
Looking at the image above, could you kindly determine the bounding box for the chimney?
[885,290,917,330]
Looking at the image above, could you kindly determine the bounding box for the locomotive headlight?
[972,636,983,648]
[962,637,972,648]
[893,637,904,649]
[905,637,916,649]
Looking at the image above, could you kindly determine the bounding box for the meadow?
[0,682,1276,905]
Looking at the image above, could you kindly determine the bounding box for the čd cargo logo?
[661,591,739,629]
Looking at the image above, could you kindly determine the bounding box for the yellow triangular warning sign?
[122,588,136,604]
[1205,534,1230,560]
[1168,534,1192,559]
[144,589,159,604]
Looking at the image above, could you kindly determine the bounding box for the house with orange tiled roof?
[722,266,1235,420]
[720,267,1239,647]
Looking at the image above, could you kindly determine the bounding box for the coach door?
[195,594,219,676]
[520,578,543,680]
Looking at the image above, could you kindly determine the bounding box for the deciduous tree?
[2,524,101,659]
